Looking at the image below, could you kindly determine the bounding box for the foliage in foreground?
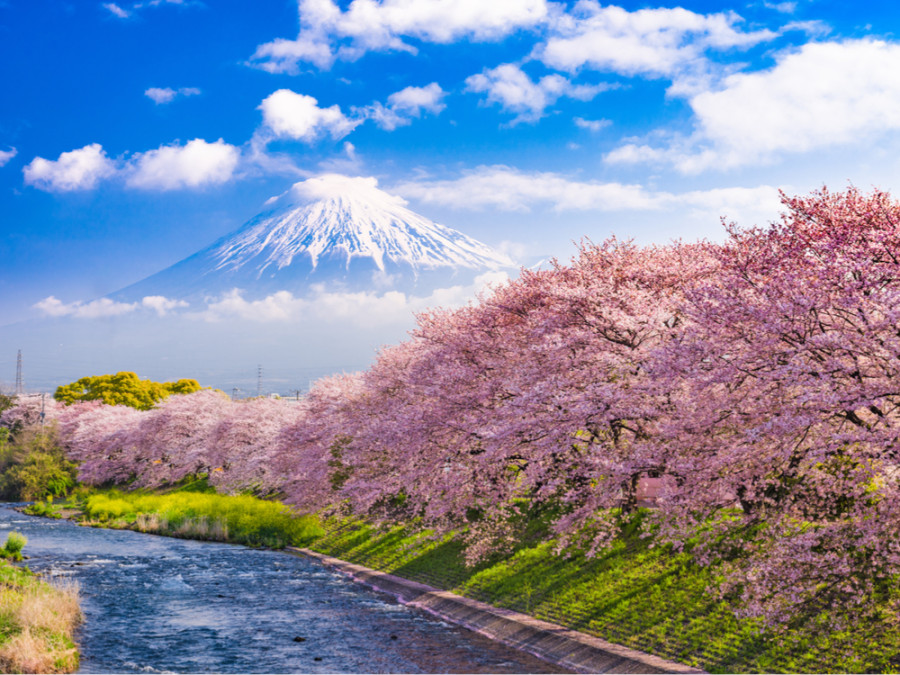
[0,427,77,501]
[310,516,900,674]
[53,372,201,410]
[0,532,27,562]
[79,487,323,548]
[0,553,81,673]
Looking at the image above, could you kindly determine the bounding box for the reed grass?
[0,561,80,673]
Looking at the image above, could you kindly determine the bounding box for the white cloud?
[496,240,529,262]
[764,1,797,13]
[610,39,900,172]
[126,138,240,190]
[394,165,658,211]
[196,272,509,324]
[365,82,446,130]
[535,3,775,78]
[574,117,611,132]
[670,185,786,225]
[392,165,783,222]
[201,290,302,322]
[258,89,360,142]
[387,82,446,114]
[145,87,177,104]
[0,147,16,167]
[145,86,201,104]
[23,139,240,193]
[604,143,668,165]
[465,64,608,123]
[34,296,138,319]
[317,141,363,174]
[249,0,550,71]
[142,295,189,316]
[781,20,831,38]
[23,143,116,192]
[34,294,189,319]
[689,39,900,168]
[104,0,197,19]
[290,173,406,206]
[102,2,130,18]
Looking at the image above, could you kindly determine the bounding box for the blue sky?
[3,0,900,389]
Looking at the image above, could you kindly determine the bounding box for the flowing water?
[0,505,564,673]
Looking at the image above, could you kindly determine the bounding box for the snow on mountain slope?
[217,174,513,275]
[113,174,515,302]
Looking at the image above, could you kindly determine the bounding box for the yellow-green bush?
[82,490,322,548]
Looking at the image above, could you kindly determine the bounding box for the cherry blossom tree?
[57,400,143,485]
[121,389,232,487]
[0,394,63,436]
[208,397,304,494]
[651,187,900,625]
[275,372,368,513]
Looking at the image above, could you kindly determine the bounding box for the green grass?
[0,558,81,673]
[23,498,64,519]
[309,517,900,674]
[78,488,323,549]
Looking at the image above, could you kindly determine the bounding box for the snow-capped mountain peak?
[112,174,515,301]
[212,174,514,275]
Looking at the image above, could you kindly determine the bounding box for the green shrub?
[83,489,323,548]
[1,531,27,561]
[0,427,78,501]
[1,451,78,501]
[24,497,63,519]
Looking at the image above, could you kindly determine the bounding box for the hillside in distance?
[112,174,515,302]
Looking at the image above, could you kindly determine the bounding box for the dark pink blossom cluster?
[9,187,900,626]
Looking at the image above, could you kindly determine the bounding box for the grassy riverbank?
[0,556,81,673]
[307,518,898,674]
[34,488,899,673]
[46,483,323,549]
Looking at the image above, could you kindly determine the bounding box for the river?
[0,505,564,674]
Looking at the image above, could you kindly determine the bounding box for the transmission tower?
[15,349,23,395]
[257,365,263,398]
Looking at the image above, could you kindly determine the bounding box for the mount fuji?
[112,174,515,303]
[13,175,519,391]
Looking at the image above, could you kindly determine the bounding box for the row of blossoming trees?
[5,187,900,625]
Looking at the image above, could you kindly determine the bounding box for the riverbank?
[7,503,565,674]
[291,546,701,675]
[33,489,900,673]
[57,487,322,548]
[0,557,81,673]
[303,518,898,674]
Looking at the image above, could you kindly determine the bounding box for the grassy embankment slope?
[52,484,900,674]
[308,518,897,674]
[0,556,81,673]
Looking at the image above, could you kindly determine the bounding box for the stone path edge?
[287,546,704,675]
